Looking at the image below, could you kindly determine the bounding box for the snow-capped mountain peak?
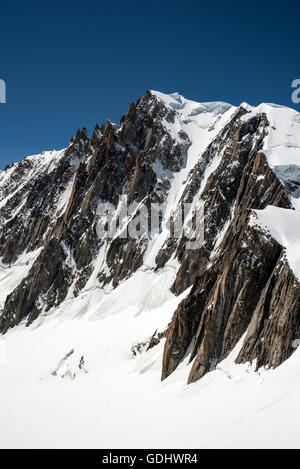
[1,90,300,447]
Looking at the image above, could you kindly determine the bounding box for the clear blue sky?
[0,0,299,168]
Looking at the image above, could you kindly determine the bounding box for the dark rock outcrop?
[0,91,191,329]
[236,255,300,369]
[161,115,294,383]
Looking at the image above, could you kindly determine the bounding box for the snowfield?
[0,256,300,449]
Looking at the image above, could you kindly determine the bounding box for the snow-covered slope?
[1,299,300,449]
[1,90,300,448]
[252,206,300,280]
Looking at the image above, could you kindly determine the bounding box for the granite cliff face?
[1,90,300,384]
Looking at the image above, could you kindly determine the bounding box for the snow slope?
[1,231,300,448]
[252,206,300,280]
[1,278,300,449]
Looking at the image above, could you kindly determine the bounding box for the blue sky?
[0,0,299,168]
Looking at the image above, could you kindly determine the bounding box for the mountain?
[1,90,300,448]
